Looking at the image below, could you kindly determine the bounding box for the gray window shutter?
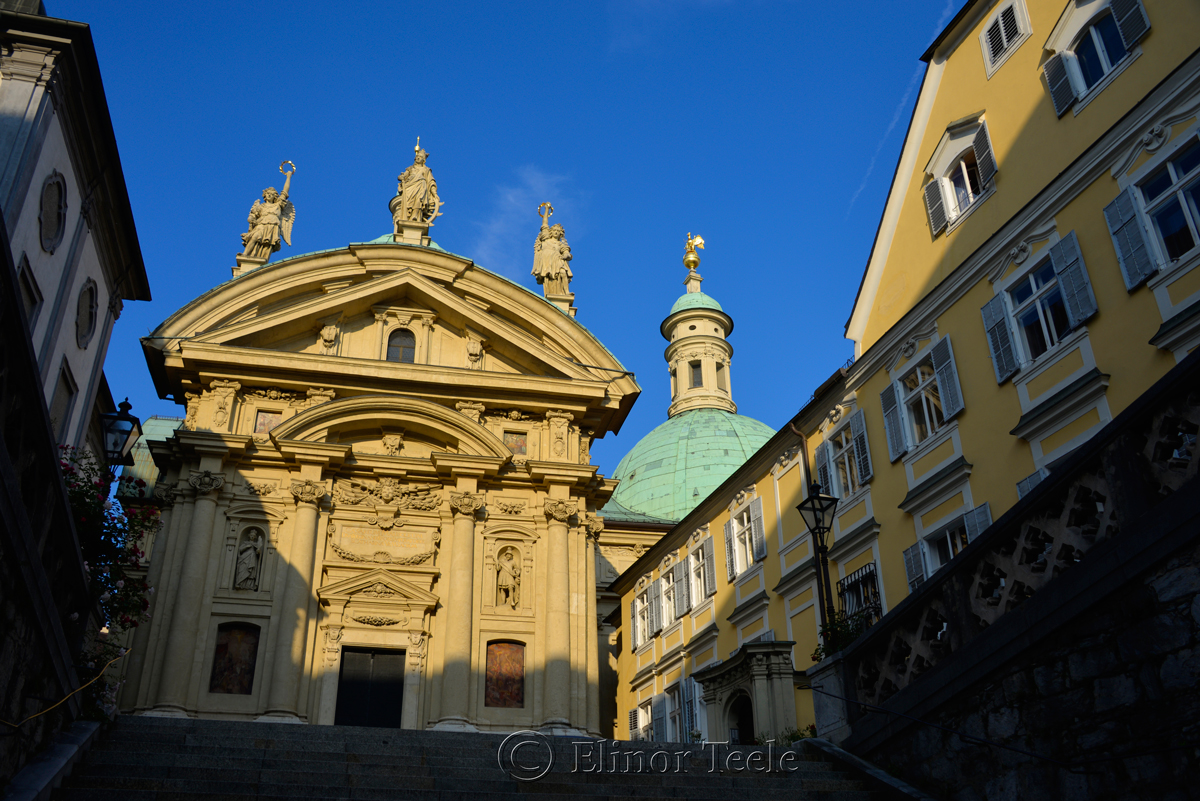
[963,503,993,542]
[702,537,716,596]
[981,294,1020,383]
[651,693,668,742]
[931,337,965,420]
[673,561,690,617]
[1043,54,1077,117]
[973,122,998,188]
[880,382,908,462]
[1048,231,1098,328]
[815,440,834,496]
[749,497,767,562]
[723,520,736,581]
[850,409,873,484]
[924,180,947,236]
[649,579,662,635]
[1104,187,1156,289]
[629,599,639,651]
[681,679,695,741]
[1111,0,1150,49]
[902,543,926,592]
[629,709,640,740]
[1016,468,1047,499]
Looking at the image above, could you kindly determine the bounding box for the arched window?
[946,149,982,219]
[386,328,415,363]
[1072,13,1127,91]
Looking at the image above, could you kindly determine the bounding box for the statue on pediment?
[396,140,443,226]
[241,161,296,260]
[532,203,572,296]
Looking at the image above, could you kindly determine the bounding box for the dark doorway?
[728,693,755,745]
[334,648,405,728]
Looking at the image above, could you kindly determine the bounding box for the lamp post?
[796,482,839,644]
[98,398,142,475]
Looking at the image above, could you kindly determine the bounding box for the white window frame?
[662,570,676,622]
[828,420,862,498]
[638,701,652,741]
[1043,0,1149,117]
[690,546,706,602]
[635,590,649,647]
[924,516,971,571]
[1005,254,1073,364]
[1137,134,1200,269]
[666,685,682,743]
[978,0,1032,79]
[923,118,998,236]
[730,507,754,576]
[899,355,947,447]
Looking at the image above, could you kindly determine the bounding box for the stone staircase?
[50,716,900,800]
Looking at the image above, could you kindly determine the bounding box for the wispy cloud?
[606,0,733,52]
[470,166,584,281]
[846,0,958,214]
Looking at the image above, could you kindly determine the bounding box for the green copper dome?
[605,408,774,522]
[669,291,723,315]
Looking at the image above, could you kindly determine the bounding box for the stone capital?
[154,482,181,506]
[290,478,326,506]
[188,470,225,496]
[585,514,605,541]
[449,491,485,517]
[543,498,577,523]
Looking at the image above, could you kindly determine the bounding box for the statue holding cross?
[532,203,573,297]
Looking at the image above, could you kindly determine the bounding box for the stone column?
[434,487,484,729]
[153,469,225,714]
[261,476,325,719]
[585,516,604,736]
[541,496,576,731]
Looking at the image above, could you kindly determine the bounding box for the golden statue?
[684,232,704,270]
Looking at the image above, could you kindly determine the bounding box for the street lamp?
[99,398,142,470]
[797,482,839,644]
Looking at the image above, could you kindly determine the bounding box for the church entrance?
[727,692,755,745]
[334,648,405,728]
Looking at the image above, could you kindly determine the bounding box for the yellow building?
[611,0,1200,743]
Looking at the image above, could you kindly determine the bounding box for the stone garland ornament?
[329,541,438,566]
[449,492,486,517]
[352,614,405,628]
[543,498,576,523]
[245,481,276,496]
[290,478,326,506]
[495,500,526,515]
[188,471,225,495]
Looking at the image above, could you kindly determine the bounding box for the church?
[120,145,767,737]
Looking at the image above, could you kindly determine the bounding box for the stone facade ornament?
[546,410,572,459]
[532,203,574,297]
[153,483,180,505]
[245,481,276,496]
[579,428,592,465]
[455,401,485,423]
[323,625,343,665]
[329,541,437,566]
[496,547,521,609]
[495,500,526,515]
[290,478,325,506]
[585,515,605,541]
[188,470,225,495]
[543,498,576,523]
[317,324,339,355]
[408,631,428,667]
[332,478,439,510]
[183,393,200,431]
[306,387,336,406]
[206,380,241,430]
[241,161,296,260]
[466,336,485,370]
[352,614,405,627]
[393,141,443,227]
[359,582,397,599]
[366,508,403,530]
[234,529,264,590]
[449,492,486,517]
[244,386,305,406]
[381,432,403,456]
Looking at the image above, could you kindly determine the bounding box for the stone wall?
[810,349,1200,800]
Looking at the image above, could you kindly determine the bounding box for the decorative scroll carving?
[496,500,526,515]
[290,478,325,506]
[329,541,437,566]
[323,625,343,664]
[546,410,572,459]
[543,498,576,523]
[455,401,485,423]
[243,387,306,407]
[484,409,534,422]
[183,393,200,431]
[318,324,339,355]
[245,481,276,496]
[207,380,241,429]
[307,388,336,406]
[449,492,486,517]
[366,508,404,530]
[466,336,485,370]
[580,428,593,465]
[332,478,439,510]
[408,631,428,666]
[585,514,605,541]
[154,483,180,505]
[188,471,225,495]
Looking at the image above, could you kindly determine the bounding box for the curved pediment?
[271,394,512,459]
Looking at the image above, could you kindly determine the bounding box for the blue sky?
[54,0,958,477]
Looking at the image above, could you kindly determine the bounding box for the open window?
[1043,0,1151,117]
[924,119,998,237]
[814,409,873,498]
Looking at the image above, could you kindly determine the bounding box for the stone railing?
[812,347,1199,731]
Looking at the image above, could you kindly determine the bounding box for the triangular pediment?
[318,567,438,607]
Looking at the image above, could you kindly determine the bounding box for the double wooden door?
[334,648,405,728]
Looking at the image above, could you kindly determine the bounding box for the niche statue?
[496,549,521,609]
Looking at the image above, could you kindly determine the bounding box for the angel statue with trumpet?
[240,161,296,260]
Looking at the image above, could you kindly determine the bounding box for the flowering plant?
[59,445,157,718]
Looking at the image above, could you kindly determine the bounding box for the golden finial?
[415,135,420,153]
[683,232,704,270]
[538,202,554,228]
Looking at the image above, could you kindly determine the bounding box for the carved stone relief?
[455,401,485,423]
[495,546,522,609]
[189,470,225,495]
[233,527,265,590]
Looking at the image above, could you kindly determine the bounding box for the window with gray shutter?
[930,338,965,420]
[723,521,736,581]
[1104,187,1157,290]
[1111,0,1150,49]
[924,180,948,236]
[981,294,1020,383]
[1047,231,1098,327]
[963,503,993,542]
[681,679,695,741]
[815,440,834,496]
[749,497,767,561]
[629,709,640,740]
[902,543,926,593]
[651,693,667,742]
[702,537,716,595]
[1043,54,1077,117]
[673,561,690,618]
[880,382,908,462]
[973,122,998,188]
[629,600,638,651]
[1016,469,1047,499]
[648,579,662,636]
[850,409,873,483]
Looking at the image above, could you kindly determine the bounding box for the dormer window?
[386,328,415,363]
[978,1,1030,78]
[1042,0,1151,117]
[923,120,998,237]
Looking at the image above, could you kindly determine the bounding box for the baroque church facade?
[122,149,642,735]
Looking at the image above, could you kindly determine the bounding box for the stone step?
[57,791,875,801]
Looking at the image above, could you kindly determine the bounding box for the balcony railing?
[837,562,882,631]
